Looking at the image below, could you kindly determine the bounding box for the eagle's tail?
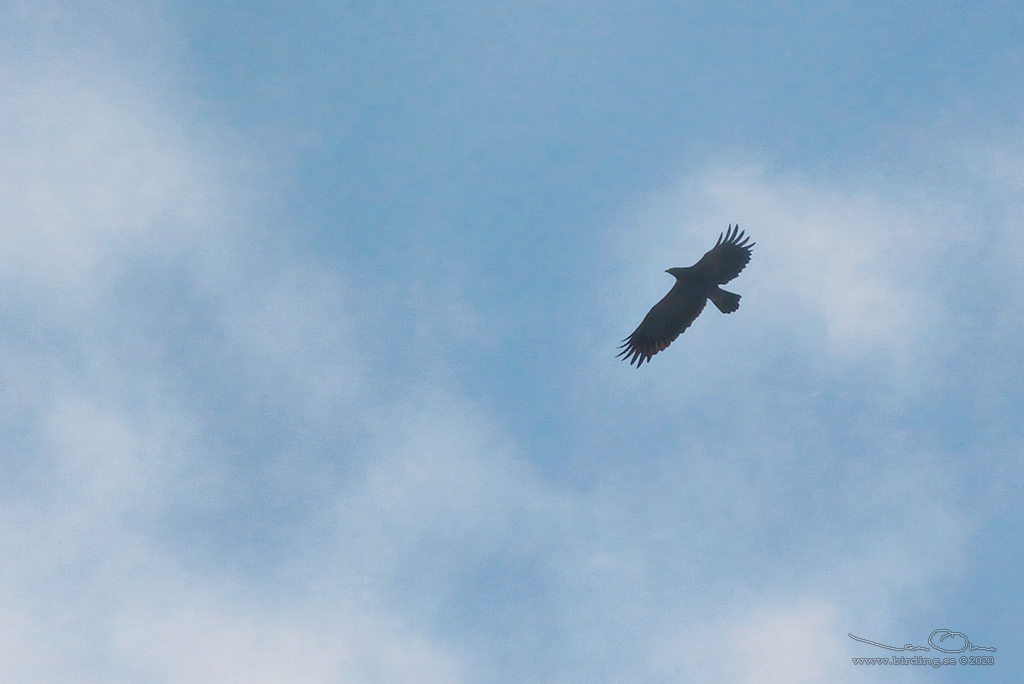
[709,287,741,314]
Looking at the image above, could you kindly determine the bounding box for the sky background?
[1,1,1022,682]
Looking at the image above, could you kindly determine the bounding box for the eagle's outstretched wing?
[691,225,754,284]
[616,285,707,367]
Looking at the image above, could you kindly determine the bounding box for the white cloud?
[0,13,556,681]
[578,157,1015,682]
[0,73,211,288]
[659,600,842,684]
[0,15,471,682]
[614,164,959,363]
[112,590,466,684]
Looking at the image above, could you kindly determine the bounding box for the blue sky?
[1,1,1022,681]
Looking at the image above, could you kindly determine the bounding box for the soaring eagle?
[618,225,754,367]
